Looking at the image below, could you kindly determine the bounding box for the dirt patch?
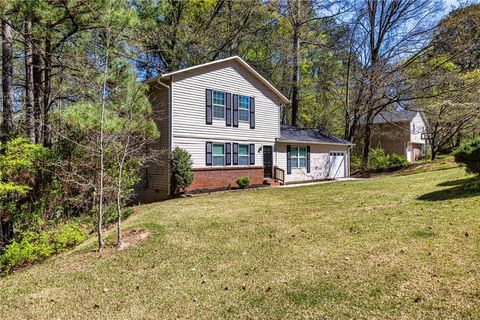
[117,228,151,250]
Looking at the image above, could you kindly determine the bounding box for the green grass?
[1,163,479,319]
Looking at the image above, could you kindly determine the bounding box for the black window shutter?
[206,142,212,166]
[249,97,255,129]
[206,89,213,125]
[233,143,239,165]
[249,144,255,165]
[287,145,291,174]
[225,93,232,127]
[306,146,311,173]
[225,143,231,165]
[233,94,239,127]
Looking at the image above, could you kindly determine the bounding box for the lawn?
[1,162,479,319]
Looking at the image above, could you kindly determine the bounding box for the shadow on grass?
[418,177,480,201]
[437,177,477,187]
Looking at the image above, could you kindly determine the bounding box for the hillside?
[0,164,479,319]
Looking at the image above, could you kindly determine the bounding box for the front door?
[263,146,273,178]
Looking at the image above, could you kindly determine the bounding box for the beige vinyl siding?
[276,143,350,183]
[174,137,265,168]
[138,81,170,200]
[410,113,426,144]
[170,59,280,145]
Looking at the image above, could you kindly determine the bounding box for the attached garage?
[274,126,353,184]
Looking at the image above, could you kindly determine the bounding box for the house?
[367,110,428,163]
[138,56,352,202]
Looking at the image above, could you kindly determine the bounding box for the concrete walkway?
[279,177,364,188]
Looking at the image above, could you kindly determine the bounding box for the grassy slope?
[1,163,479,319]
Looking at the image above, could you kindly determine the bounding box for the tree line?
[0,0,479,254]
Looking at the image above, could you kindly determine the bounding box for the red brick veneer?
[188,166,264,192]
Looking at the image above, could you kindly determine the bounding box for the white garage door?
[329,152,346,178]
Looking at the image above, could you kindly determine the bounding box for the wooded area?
[0,0,479,256]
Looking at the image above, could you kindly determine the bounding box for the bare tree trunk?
[291,24,300,127]
[43,36,52,147]
[344,45,352,139]
[116,161,124,250]
[1,17,14,142]
[361,111,374,172]
[24,18,35,143]
[97,25,113,252]
[32,38,43,144]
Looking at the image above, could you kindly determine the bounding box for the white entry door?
[329,152,346,178]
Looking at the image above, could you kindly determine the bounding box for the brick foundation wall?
[188,166,264,192]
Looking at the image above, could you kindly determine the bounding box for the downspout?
[156,77,173,194]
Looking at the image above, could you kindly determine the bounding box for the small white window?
[412,123,416,133]
[291,146,307,168]
[238,144,249,165]
[239,96,250,122]
[212,144,225,166]
[213,91,225,119]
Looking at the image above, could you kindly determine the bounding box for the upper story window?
[239,95,250,122]
[212,143,225,166]
[291,146,307,168]
[213,91,225,119]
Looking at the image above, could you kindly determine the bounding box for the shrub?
[369,148,410,172]
[51,222,87,251]
[386,154,410,171]
[236,176,250,188]
[350,152,361,171]
[170,147,194,196]
[369,148,389,171]
[454,139,480,175]
[0,222,87,274]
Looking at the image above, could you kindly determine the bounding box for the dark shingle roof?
[278,125,352,145]
[373,110,419,124]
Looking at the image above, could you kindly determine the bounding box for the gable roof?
[278,125,353,145]
[373,110,424,124]
[145,56,290,104]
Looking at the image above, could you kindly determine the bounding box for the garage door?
[329,152,346,178]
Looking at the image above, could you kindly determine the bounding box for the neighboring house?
[138,56,352,202]
[367,110,428,163]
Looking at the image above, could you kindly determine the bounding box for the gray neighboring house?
[138,56,352,202]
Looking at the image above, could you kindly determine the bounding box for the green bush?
[454,139,480,175]
[386,154,410,171]
[51,222,87,251]
[369,148,410,172]
[369,148,389,171]
[350,152,361,171]
[170,147,194,196]
[0,222,87,274]
[236,176,250,188]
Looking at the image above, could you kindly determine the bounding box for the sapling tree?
[108,63,158,249]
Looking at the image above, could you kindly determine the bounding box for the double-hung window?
[213,91,225,119]
[212,144,225,166]
[238,144,249,165]
[238,95,250,122]
[291,146,307,168]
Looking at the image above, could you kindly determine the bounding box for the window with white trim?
[239,95,250,122]
[291,146,307,168]
[213,91,225,119]
[238,144,249,165]
[212,144,225,166]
